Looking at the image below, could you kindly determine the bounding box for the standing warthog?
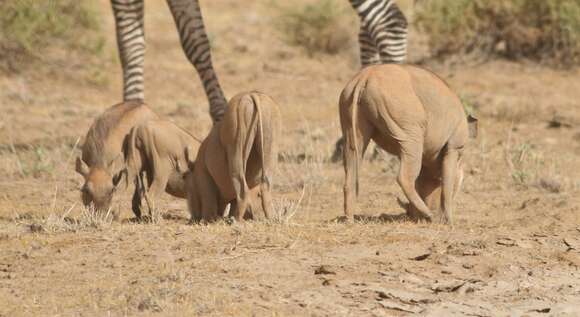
[75,101,158,214]
[124,119,201,219]
[339,64,477,224]
[185,91,280,222]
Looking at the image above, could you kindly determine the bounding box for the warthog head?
[75,156,125,212]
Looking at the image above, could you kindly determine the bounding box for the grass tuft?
[275,0,354,56]
[415,0,580,65]
[0,0,104,71]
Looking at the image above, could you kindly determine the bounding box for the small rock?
[457,283,476,295]
[376,288,435,304]
[497,238,516,247]
[547,114,573,129]
[431,280,465,293]
[321,278,334,286]
[314,265,336,275]
[528,307,551,314]
[378,300,422,314]
[563,238,579,251]
[410,252,431,261]
[462,263,474,269]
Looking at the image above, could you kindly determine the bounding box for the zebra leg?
[375,25,408,64]
[359,26,380,67]
[111,0,146,101]
[371,1,408,64]
[166,0,228,123]
[350,0,408,64]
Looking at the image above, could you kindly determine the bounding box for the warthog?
[185,91,280,222]
[75,101,158,214]
[339,64,477,224]
[124,119,201,219]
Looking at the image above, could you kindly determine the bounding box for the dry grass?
[0,0,579,315]
[14,205,115,234]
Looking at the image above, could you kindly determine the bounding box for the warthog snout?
[80,181,114,212]
[76,157,124,213]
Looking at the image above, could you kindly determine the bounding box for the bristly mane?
[82,101,143,168]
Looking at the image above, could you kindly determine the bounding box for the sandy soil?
[0,0,579,316]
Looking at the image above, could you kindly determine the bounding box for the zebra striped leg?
[374,9,408,64]
[166,0,228,123]
[350,0,408,65]
[111,0,146,102]
[359,26,380,67]
[370,2,408,64]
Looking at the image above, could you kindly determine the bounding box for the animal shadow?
[122,210,190,224]
[331,212,411,224]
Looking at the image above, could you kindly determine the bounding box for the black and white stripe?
[110,0,227,122]
[111,0,146,101]
[110,0,408,123]
[166,0,227,122]
[350,0,408,66]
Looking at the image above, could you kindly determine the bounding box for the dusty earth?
[1,0,579,316]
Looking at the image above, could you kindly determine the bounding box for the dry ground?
[1,0,579,316]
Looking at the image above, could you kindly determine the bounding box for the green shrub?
[275,0,354,55]
[415,0,580,64]
[0,0,103,70]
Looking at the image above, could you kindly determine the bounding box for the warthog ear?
[467,114,478,139]
[75,157,89,177]
[185,145,196,169]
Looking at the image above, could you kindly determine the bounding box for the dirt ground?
[1,0,579,316]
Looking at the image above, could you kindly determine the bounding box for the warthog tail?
[350,80,366,196]
[249,92,267,186]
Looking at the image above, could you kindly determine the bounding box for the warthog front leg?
[143,174,169,220]
[131,172,147,219]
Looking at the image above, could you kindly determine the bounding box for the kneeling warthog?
[75,101,158,214]
[185,91,280,222]
[124,119,201,219]
[339,64,477,224]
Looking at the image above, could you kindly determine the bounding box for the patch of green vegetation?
[415,0,580,65]
[0,0,104,71]
[460,95,477,117]
[275,0,353,55]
